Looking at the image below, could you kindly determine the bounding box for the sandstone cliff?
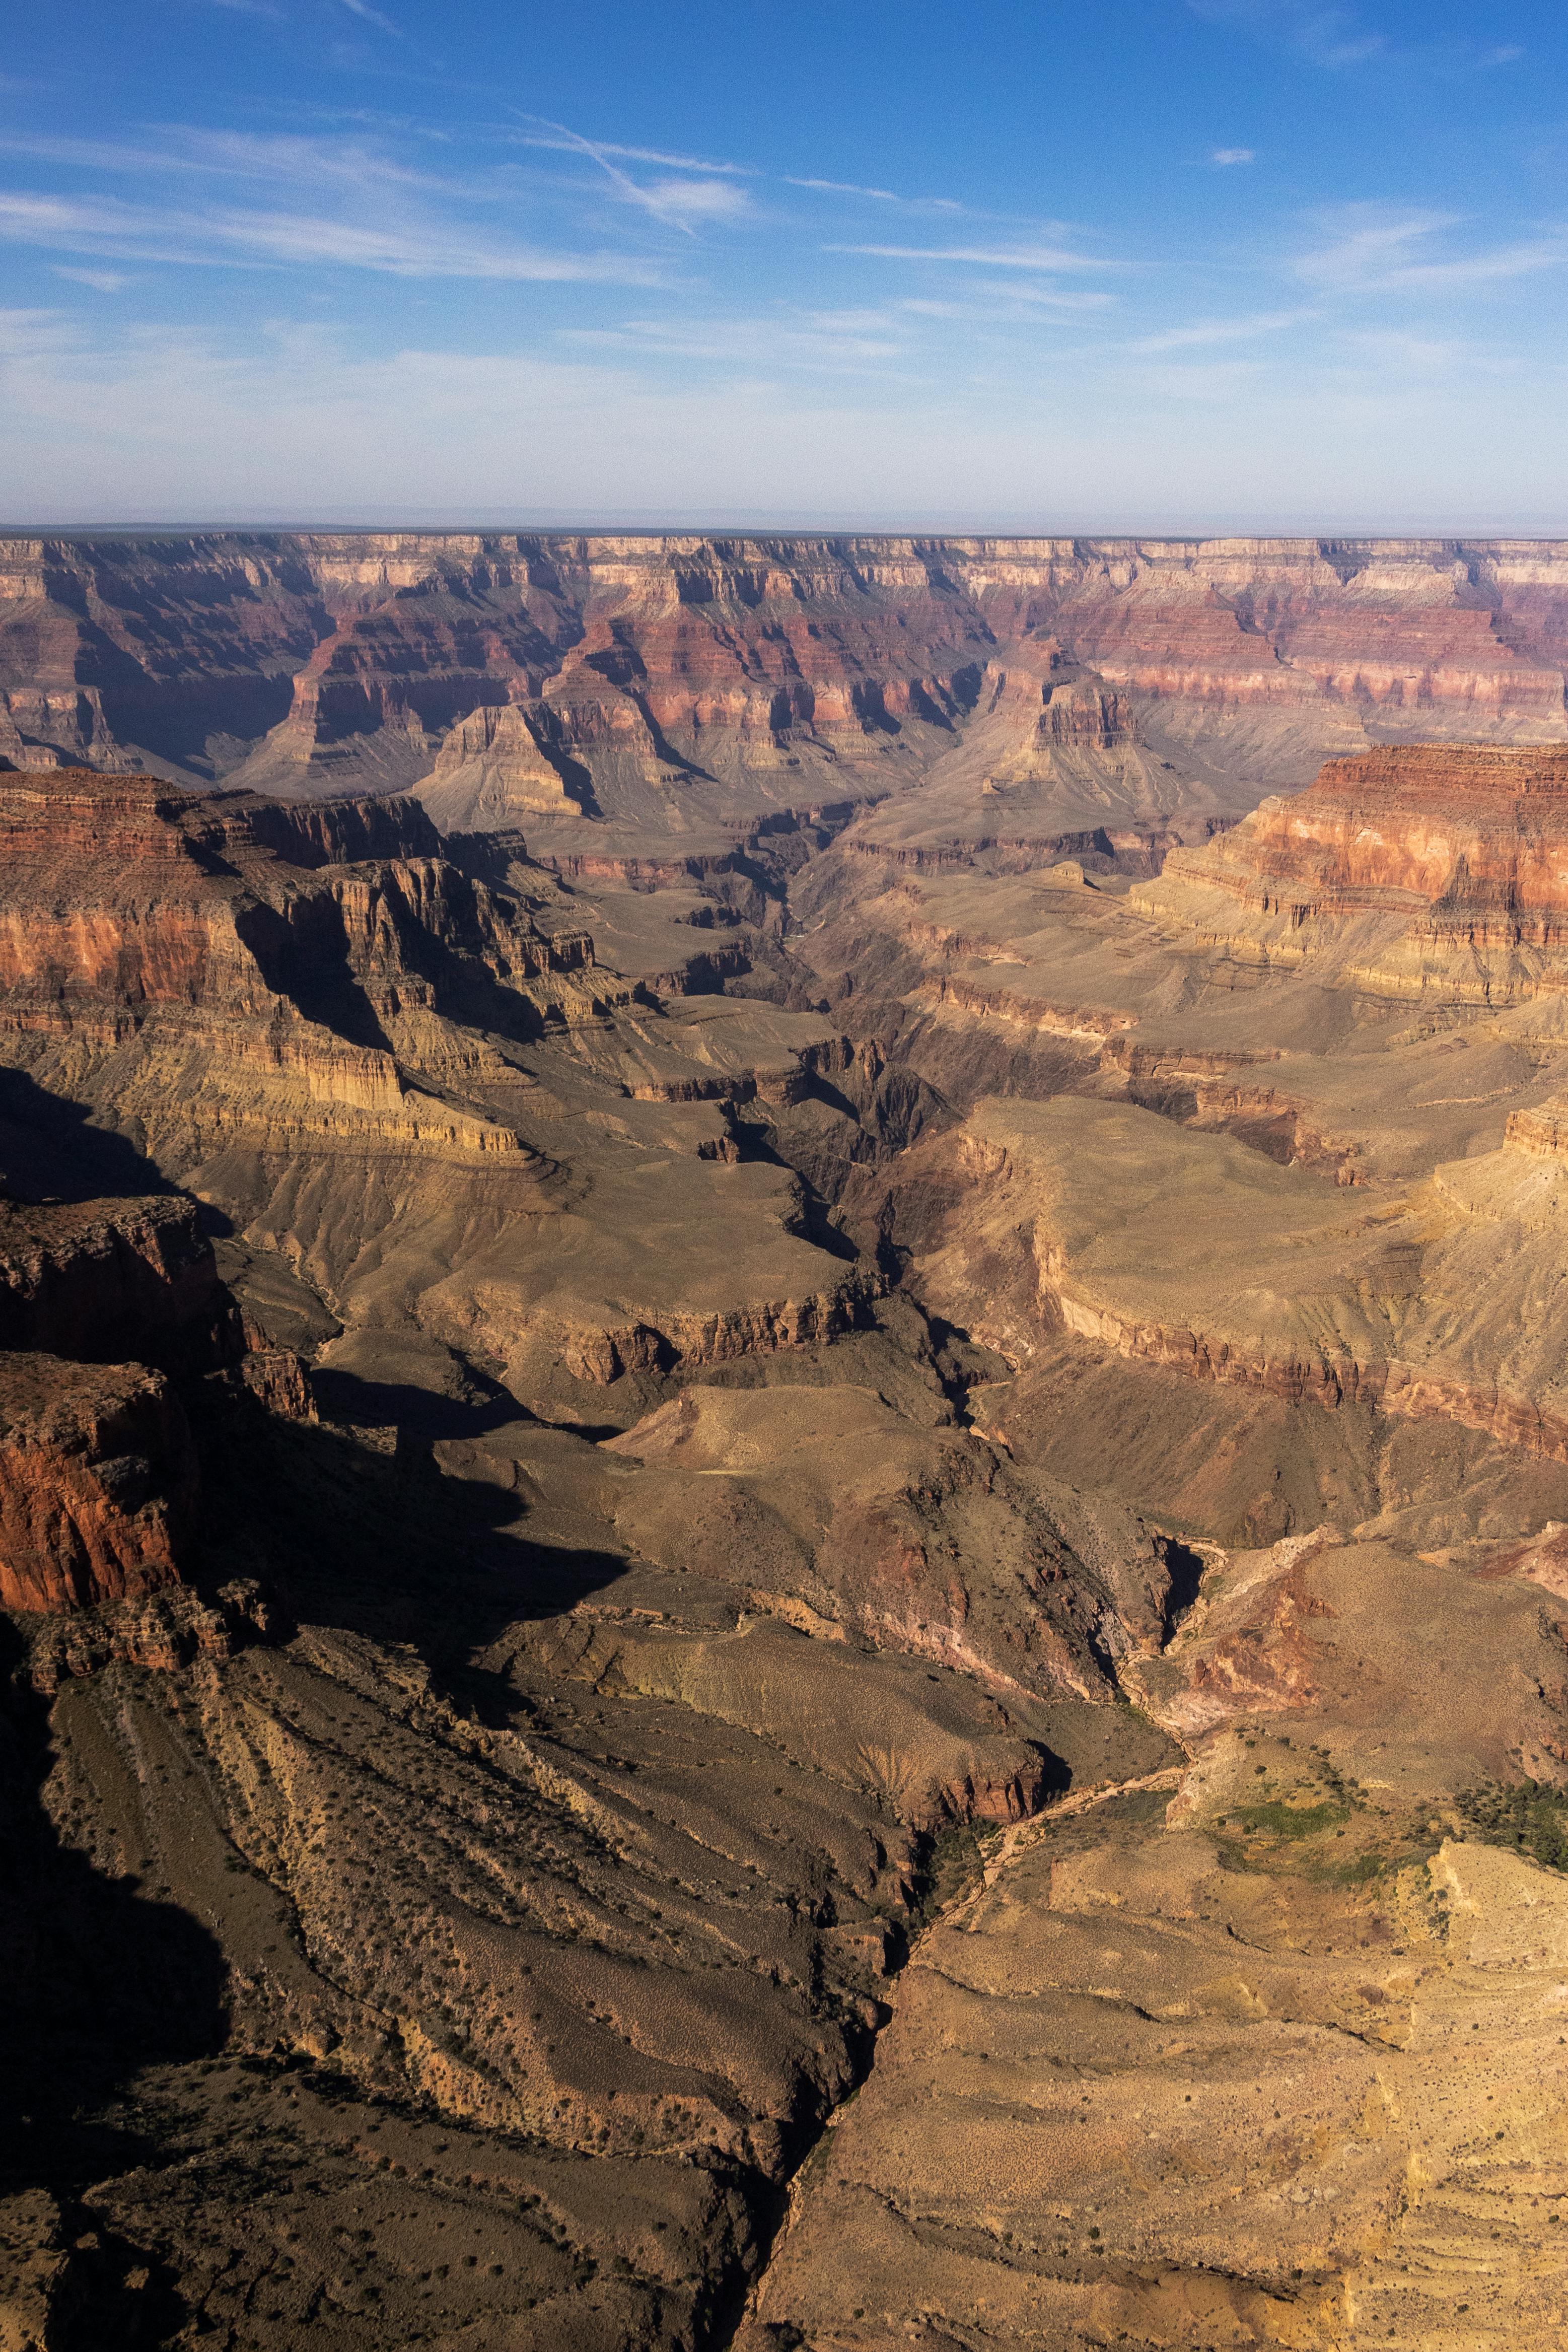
[5,534,1566,872]
[0,1351,195,1612]
[1135,742,1568,1003]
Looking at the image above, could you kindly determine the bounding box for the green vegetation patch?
[1457,1779,1568,1875]
[1228,1798,1348,1841]
[1325,1848,1387,1885]
[905,1825,984,1930]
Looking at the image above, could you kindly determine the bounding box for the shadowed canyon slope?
[7,545,1568,2350]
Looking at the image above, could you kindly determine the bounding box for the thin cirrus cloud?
[512,116,752,232]
[1187,1,1387,67]
[786,177,965,213]
[635,178,753,225]
[561,309,907,373]
[1210,148,1255,166]
[1124,308,1314,354]
[0,115,754,290]
[787,177,902,202]
[0,116,760,230]
[51,266,134,293]
[898,293,1117,328]
[0,191,662,282]
[1189,0,1525,73]
[897,285,1117,317]
[0,127,467,196]
[826,242,1111,272]
[510,131,753,177]
[1297,207,1568,292]
[338,0,403,35]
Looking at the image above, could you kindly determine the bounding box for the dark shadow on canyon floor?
[0,1617,228,2345]
[0,1067,187,1207]
[197,1381,632,1687]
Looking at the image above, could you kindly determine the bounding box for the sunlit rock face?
[4,536,1567,860]
[1136,744,1568,1003]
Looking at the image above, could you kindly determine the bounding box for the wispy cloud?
[1210,148,1255,166]
[638,178,752,226]
[0,127,452,191]
[511,116,752,233]
[0,191,661,282]
[786,176,964,213]
[339,0,403,35]
[1297,206,1568,293]
[787,176,901,202]
[51,265,132,292]
[1188,2,1385,67]
[1337,326,1481,375]
[901,287,1115,317]
[1125,307,1312,353]
[513,131,753,176]
[561,307,907,374]
[828,242,1109,273]
[1190,1,1526,74]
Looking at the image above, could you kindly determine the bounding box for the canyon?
[7,535,1568,2351]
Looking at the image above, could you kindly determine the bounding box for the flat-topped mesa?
[0,764,443,870]
[0,768,578,992]
[1133,744,1568,1002]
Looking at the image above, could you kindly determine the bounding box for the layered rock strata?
[0,1352,195,1612]
[5,535,1568,869]
[14,625,1568,2344]
[0,1186,258,1615]
[0,1193,231,1369]
[1135,743,1568,1002]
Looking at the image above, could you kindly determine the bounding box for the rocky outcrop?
[1505,1096,1568,1158]
[0,1352,196,1612]
[0,1193,231,1370]
[0,1192,236,1615]
[1135,743,1568,1001]
[0,767,609,1162]
[417,701,590,833]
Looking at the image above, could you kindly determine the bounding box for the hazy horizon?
[9,513,1568,541]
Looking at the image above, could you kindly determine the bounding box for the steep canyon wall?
[5,534,1567,860]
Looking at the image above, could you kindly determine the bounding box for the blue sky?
[2,1,1566,529]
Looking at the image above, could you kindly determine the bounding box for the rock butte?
[8,538,1568,2348]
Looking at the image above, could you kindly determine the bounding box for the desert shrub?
[1456,1779,1568,1874]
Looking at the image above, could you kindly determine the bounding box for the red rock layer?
[1216,745,1568,907]
[0,1351,195,1612]
[0,1193,231,1372]
[2,535,1565,796]
[0,768,602,1156]
[1147,747,1568,993]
